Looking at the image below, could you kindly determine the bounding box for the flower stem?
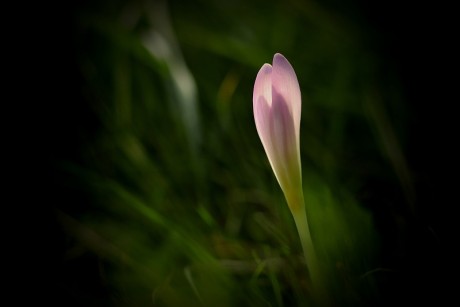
[288,190,327,304]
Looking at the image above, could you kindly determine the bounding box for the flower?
[253,53,303,211]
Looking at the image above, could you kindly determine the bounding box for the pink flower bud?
[253,53,303,210]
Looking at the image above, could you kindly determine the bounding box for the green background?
[28,0,455,306]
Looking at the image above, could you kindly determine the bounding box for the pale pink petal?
[253,64,273,152]
[272,53,301,142]
[253,63,273,108]
[270,91,301,193]
[253,54,303,197]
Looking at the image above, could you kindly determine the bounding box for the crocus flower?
[253,54,323,296]
[253,53,303,211]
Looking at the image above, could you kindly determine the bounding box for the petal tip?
[273,53,292,68]
[274,53,287,62]
[259,63,272,73]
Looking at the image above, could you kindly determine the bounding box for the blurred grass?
[45,0,440,306]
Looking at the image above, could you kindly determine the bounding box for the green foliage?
[55,0,412,305]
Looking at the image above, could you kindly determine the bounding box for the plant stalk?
[287,189,327,304]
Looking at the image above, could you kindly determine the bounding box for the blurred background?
[27,0,455,306]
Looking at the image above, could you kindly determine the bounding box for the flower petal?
[253,63,273,108]
[270,91,299,193]
[253,64,273,152]
[253,53,304,211]
[272,53,301,143]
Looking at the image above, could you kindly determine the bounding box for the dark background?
[21,0,456,306]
